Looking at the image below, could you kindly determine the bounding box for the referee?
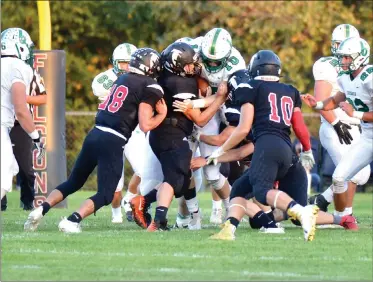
[1,70,47,211]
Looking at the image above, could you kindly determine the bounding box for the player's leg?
[59,130,126,233]
[24,128,100,231]
[111,151,125,223]
[1,126,19,200]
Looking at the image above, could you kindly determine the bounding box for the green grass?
[1,191,372,281]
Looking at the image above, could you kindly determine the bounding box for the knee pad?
[331,179,347,194]
[207,174,226,191]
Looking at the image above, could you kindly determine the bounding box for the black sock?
[67,212,82,223]
[184,187,196,200]
[286,200,297,212]
[41,202,51,216]
[144,189,158,207]
[252,211,277,228]
[227,217,240,228]
[154,206,168,223]
[266,210,275,222]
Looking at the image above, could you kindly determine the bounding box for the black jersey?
[234,79,302,146]
[95,73,163,140]
[152,69,198,138]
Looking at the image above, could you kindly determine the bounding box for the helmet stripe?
[210,28,222,56]
[125,43,131,55]
[345,24,350,38]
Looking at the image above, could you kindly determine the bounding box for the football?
[196,76,210,97]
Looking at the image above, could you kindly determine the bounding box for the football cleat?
[210,208,223,225]
[130,195,148,229]
[24,206,43,231]
[340,215,359,231]
[308,194,330,212]
[288,204,319,241]
[209,220,236,241]
[111,215,123,224]
[58,217,82,233]
[173,213,191,229]
[188,210,202,230]
[121,200,134,222]
[147,220,170,232]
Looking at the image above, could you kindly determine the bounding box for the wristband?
[192,99,206,109]
[315,101,324,110]
[331,118,340,126]
[29,130,39,140]
[352,111,364,120]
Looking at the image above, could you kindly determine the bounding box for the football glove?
[300,150,315,170]
[32,137,46,161]
[206,147,225,165]
[333,120,353,145]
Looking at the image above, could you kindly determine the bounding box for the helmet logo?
[171,49,182,65]
[149,52,159,68]
[361,41,368,56]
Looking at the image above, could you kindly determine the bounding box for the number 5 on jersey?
[268,92,294,126]
[98,84,128,113]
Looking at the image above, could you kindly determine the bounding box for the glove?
[189,127,201,143]
[206,147,225,165]
[32,137,46,161]
[332,120,353,145]
[300,150,315,170]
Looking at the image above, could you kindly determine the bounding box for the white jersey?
[313,56,360,125]
[337,65,373,137]
[91,68,117,100]
[1,57,33,128]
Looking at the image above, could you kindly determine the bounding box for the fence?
[66,111,324,191]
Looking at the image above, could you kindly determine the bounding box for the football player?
[24,48,167,233]
[303,37,373,228]
[92,43,145,224]
[1,28,45,201]
[207,50,319,241]
[130,42,227,231]
[308,24,370,217]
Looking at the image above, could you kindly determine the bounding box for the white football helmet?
[200,28,232,73]
[111,43,137,74]
[331,24,360,55]
[176,36,202,54]
[1,27,34,66]
[336,37,370,73]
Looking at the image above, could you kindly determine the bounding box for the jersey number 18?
[98,84,128,113]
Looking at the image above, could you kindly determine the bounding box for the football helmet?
[111,43,137,75]
[336,37,370,74]
[200,28,232,73]
[331,24,360,55]
[161,42,201,77]
[248,50,281,80]
[1,27,34,67]
[129,48,162,79]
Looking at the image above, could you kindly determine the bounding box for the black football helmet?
[161,42,201,77]
[248,50,281,79]
[129,48,162,79]
[227,69,251,101]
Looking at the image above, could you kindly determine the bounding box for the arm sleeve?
[312,59,337,82]
[141,83,164,108]
[11,64,32,86]
[92,73,111,98]
[291,110,311,151]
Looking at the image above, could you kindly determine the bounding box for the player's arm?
[138,98,167,132]
[199,125,235,146]
[302,91,346,110]
[26,95,47,105]
[339,102,373,122]
[314,80,339,123]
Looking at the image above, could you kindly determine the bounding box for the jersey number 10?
[268,93,294,126]
[98,84,128,113]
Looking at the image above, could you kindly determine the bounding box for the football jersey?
[91,68,118,100]
[1,57,33,128]
[152,69,199,137]
[95,73,164,140]
[234,79,302,147]
[337,65,373,136]
[313,56,360,125]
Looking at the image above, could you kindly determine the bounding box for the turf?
[1,191,372,281]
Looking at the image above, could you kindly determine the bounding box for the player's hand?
[32,137,45,161]
[339,101,354,117]
[333,120,353,145]
[190,157,207,170]
[156,98,167,115]
[216,81,228,98]
[300,150,315,170]
[173,99,193,112]
[206,147,225,165]
[205,86,212,97]
[301,94,317,108]
[189,127,201,143]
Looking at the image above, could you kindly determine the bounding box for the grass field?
[1,191,372,281]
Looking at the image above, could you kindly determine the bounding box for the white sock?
[321,186,334,203]
[289,204,303,213]
[222,197,230,210]
[186,197,199,214]
[212,200,222,210]
[344,207,352,215]
[123,191,137,203]
[112,207,122,218]
[333,210,346,217]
